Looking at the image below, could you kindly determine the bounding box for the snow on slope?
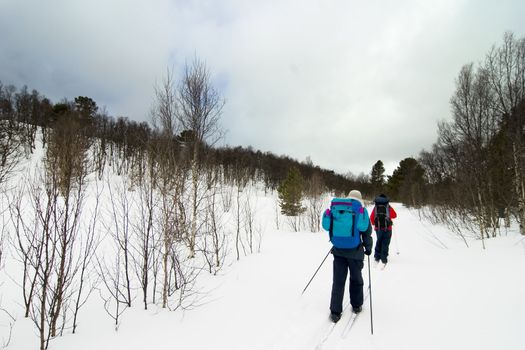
[1,146,524,350]
[6,194,525,350]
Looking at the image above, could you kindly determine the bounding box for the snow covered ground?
[3,182,525,350]
[0,139,523,350]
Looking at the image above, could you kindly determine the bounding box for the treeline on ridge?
[0,84,357,196]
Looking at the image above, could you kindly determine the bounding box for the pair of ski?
[314,289,370,349]
[374,260,387,270]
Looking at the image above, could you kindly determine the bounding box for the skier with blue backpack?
[321,190,373,323]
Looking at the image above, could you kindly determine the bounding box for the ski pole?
[394,231,400,255]
[301,248,332,295]
[368,255,374,335]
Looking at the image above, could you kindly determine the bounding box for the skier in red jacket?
[369,194,397,268]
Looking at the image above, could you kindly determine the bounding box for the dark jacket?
[370,195,397,231]
[331,221,373,260]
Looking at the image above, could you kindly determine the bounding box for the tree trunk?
[162,240,169,308]
[513,143,525,235]
[236,187,241,261]
[477,190,486,249]
[189,156,198,258]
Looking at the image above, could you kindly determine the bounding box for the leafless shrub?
[305,173,325,232]
[72,183,102,334]
[201,183,228,275]
[286,215,302,232]
[274,201,280,230]
[131,155,158,310]
[7,108,92,349]
[0,307,15,349]
[105,177,133,308]
[164,244,201,311]
[220,185,233,212]
[234,184,246,260]
[242,186,262,255]
[97,252,130,331]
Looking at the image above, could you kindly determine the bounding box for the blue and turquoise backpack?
[322,198,370,249]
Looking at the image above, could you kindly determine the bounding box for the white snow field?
[1,145,524,350]
[4,194,525,350]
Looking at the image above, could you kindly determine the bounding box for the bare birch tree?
[72,183,102,334]
[44,112,90,337]
[151,67,196,309]
[485,32,525,234]
[131,150,157,310]
[97,252,129,331]
[201,165,228,274]
[234,182,247,260]
[243,187,256,255]
[0,83,24,185]
[9,108,92,349]
[175,57,224,258]
[106,176,133,308]
[11,168,60,350]
[305,173,326,232]
[448,63,498,246]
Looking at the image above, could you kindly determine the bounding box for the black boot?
[330,312,341,323]
[352,305,362,314]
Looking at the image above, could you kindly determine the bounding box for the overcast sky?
[1,0,524,175]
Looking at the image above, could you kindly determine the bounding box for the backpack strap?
[351,212,355,237]
[329,212,334,241]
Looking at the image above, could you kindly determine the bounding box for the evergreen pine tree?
[278,167,306,216]
[387,157,425,205]
[370,160,385,194]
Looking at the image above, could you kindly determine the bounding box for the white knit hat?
[347,190,364,206]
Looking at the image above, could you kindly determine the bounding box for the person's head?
[347,190,364,206]
[375,193,390,204]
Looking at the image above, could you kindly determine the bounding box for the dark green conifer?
[278,167,306,216]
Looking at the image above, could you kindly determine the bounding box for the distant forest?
[0,83,366,194]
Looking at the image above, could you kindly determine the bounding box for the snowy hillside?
[0,131,523,350]
[2,180,524,349]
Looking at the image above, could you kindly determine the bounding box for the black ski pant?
[329,255,364,314]
[374,229,392,264]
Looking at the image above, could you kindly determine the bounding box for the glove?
[364,249,371,256]
[324,209,331,217]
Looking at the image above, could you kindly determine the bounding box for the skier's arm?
[361,219,373,253]
[389,206,397,220]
